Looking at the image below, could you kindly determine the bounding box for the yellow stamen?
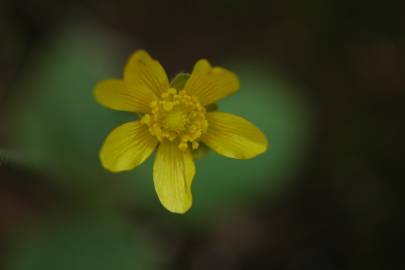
[178,142,188,151]
[191,141,199,150]
[168,88,177,95]
[141,89,208,150]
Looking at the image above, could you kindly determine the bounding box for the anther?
[168,88,177,95]
[163,102,174,111]
[178,142,188,151]
[192,141,199,150]
[141,114,151,124]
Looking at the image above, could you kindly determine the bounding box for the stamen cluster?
[141,88,208,151]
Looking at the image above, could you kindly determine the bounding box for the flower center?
[141,88,208,151]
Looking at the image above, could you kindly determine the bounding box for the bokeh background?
[1,0,404,269]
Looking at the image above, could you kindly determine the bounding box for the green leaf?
[170,72,190,90]
[6,212,161,270]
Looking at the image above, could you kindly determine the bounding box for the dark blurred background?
[1,0,404,269]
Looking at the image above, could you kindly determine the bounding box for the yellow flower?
[94,50,268,214]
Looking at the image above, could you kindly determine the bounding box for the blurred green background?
[0,0,404,269]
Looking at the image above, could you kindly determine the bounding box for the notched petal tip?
[194,58,210,69]
[124,50,152,68]
[124,49,170,97]
[195,59,240,87]
[184,59,240,105]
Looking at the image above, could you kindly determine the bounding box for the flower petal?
[124,50,170,97]
[100,121,158,172]
[202,112,268,159]
[153,141,195,214]
[184,59,239,106]
[94,79,156,113]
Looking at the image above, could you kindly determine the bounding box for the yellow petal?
[124,50,170,97]
[202,112,268,159]
[100,121,158,172]
[184,59,239,106]
[94,79,156,113]
[153,141,195,214]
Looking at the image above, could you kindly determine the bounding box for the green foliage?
[189,66,313,217]
[6,212,159,270]
[170,72,190,90]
